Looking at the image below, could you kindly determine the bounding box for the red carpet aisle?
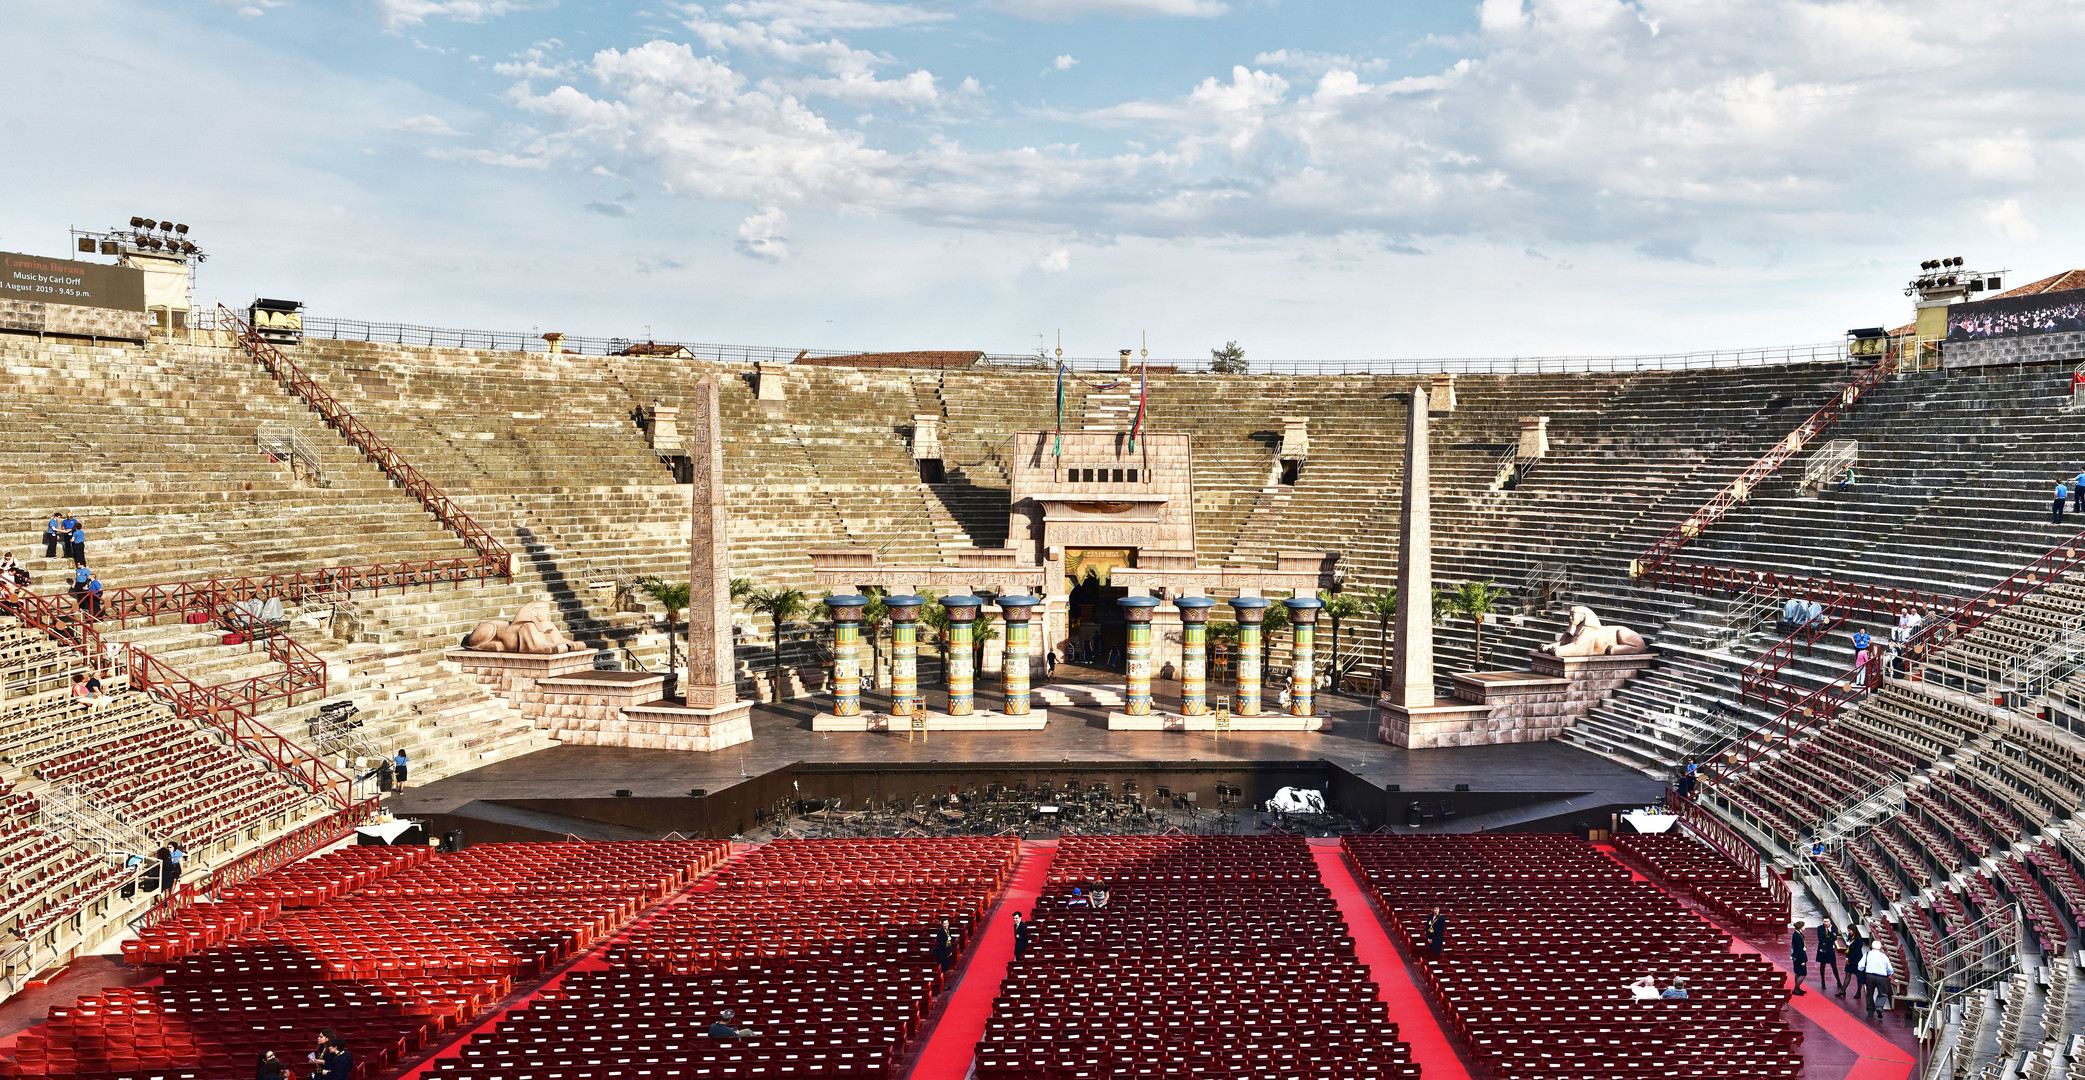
[1309,839,1473,1080]
[905,840,1058,1080]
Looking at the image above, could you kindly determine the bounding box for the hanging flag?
[1054,362,1065,458]
[1128,353,1148,450]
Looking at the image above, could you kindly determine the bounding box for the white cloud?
[374,0,540,32]
[391,113,460,134]
[203,0,288,17]
[1049,54,1078,72]
[988,0,1226,19]
[1038,247,1070,271]
[736,206,791,258]
[1253,49,1388,75]
[690,0,950,30]
[1981,199,2038,241]
[681,4,945,107]
[1479,0,1526,34]
[586,193,637,216]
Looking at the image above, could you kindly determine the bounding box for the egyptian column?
[886,595,925,719]
[1175,596,1216,715]
[1388,386,1438,710]
[684,374,738,709]
[823,595,868,718]
[1284,595,1323,716]
[1119,596,1161,715]
[1229,596,1271,715]
[941,595,982,715]
[997,594,1040,715]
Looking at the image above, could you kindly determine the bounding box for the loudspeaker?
[1454,783,1470,792]
[688,788,707,798]
[614,789,633,798]
[441,829,466,853]
[1385,783,1400,792]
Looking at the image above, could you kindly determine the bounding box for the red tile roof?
[1991,269,2085,298]
[792,350,985,370]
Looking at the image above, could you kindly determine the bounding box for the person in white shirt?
[1627,973,1661,1001]
[1859,945,1894,1018]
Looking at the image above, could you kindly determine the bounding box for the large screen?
[1947,287,2085,341]
[0,251,146,311]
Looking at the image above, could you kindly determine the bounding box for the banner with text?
[1,251,146,311]
[1946,287,2085,342]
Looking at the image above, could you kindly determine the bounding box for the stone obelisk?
[1387,385,1436,711]
[1377,383,1490,746]
[685,373,738,712]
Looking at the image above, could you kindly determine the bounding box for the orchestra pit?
[8,242,2085,1080]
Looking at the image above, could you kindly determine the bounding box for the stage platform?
[387,672,1665,842]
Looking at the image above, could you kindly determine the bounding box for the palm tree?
[972,611,1001,677]
[1322,591,1363,690]
[1451,579,1507,668]
[741,586,808,702]
[1260,600,1291,675]
[1361,585,1398,675]
[638,577,690,671]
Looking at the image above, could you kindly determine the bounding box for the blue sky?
[4,0,2082,362]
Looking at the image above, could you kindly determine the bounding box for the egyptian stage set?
[403,377,1664,843]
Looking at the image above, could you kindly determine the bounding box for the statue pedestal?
[1376,698,1497,748]
[446,648,600,700]
[1401,649,1656,746]
[1106,710,1328,732]
[812,709,1048,732]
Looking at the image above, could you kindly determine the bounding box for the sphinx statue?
[463,599,579,654]
[1540,605,1649,657]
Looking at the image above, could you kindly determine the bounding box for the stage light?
[182,241,197,254]
[129,216,145,228]
[174,223,188,235]
[1988,277,2002,290]
[159,221,173,231]
[141,218,156,229]
[99,241,118,255]
[77,238,94,253]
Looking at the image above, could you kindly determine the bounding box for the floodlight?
[100,241,118,255]
[130,216,145,228]
[1988,277,2002,290]
[77,238,94,253]
[174,223,188,235]
[141,218,157,229]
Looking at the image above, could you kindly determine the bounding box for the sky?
[3,0,2082,363]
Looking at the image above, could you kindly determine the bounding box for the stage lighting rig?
[1905,255,2003,301]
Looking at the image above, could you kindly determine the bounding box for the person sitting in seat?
[1660,976,1689,999]
[1091,885,1110,910]
[709,1009,751,1037]
[1065,887,1090,907]
[0,551,22,584]
[1627,974,1662,1001]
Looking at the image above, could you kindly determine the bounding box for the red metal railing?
[220,302,512,577]
[1632,352,1896,580]
[4,590,355,811]
[88,558,500,629]
[1704,528,2085,784]
[1738,610,1847,708]
[1666,789,1793,913]
[1637,561,1951,620]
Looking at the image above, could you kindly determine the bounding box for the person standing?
[1817,923,1842,994]
[163,843,186,893]
[2073,470,2084,514]
[1044,650,1056,678]
[44,512,65,559]
[932,919,953,972]
[1789,921,1809,995]
[1851,628,1872,689]
[67,521,86,567]
[1426,906,1448,955]
[320,1038,352,1080]
[392,749,409,790]
[255,1050,288,1080]
[84,572,104,619]
[1841,927,1866,1000]
[2057,479,2070,526]
[1859,944,1894,1018]
[1012,911,1030,959]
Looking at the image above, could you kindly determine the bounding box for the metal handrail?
[1800,439,1859,491]
[1633,353,1896,579]
[1641,561,1953,620]
[1,590,355,810]
[256,420,326,487]
[1740,611,1848,707]
[221,303,512,578]
[294,311,1853,375]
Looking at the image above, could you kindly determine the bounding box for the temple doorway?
[1064,548,1136,669]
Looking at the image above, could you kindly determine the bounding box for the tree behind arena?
[1209,341,1248,374]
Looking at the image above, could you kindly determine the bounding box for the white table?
[1622,812,1678,834]
[355,820,419,844]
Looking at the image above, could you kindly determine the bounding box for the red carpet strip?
[905,839,1058,1080]
[1308,839,1473,1080]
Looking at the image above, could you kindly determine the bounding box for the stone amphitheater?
[5,276,2085,1080]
